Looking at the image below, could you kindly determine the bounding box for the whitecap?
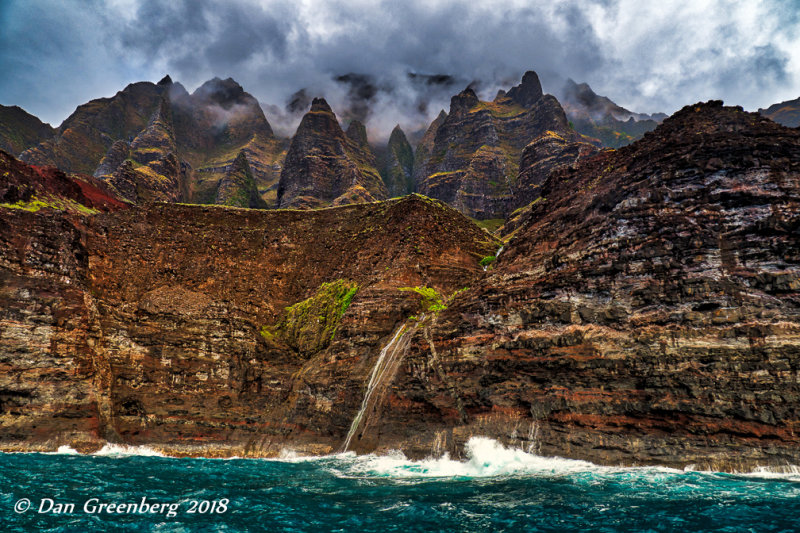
[41,445,81,455]
[332,436,662,479]
[91,443,166,457]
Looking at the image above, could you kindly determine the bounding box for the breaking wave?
[91,443,166,457]
[326,437,681,479]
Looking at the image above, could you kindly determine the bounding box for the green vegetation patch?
[479,255,496,267]
[261,279,359,357]
[0,194,99,215]
[472,218,505,234]
[399,286,447,313]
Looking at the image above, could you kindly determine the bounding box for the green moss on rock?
[399,286,447,312]
[261,279,359,357]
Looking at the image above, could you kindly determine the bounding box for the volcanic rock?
[415,71,580,220]
[375,101,800,469]
[0,105,56,156]
[19,76,286,208]
[0,161,496,455]
[510,130,600,213]
[277,99,387,208]
[506,71,544,108]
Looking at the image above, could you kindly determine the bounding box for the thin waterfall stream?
[342,317,422,452]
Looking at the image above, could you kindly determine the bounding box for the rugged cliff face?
[0,160,497,456]
[277,99,388,208]
[412,110,447,186]
[510,130,599,214]
[2,101,799,471]
[367,101,800,470]
[96,96,185,203]
[414,71,580,220]
[169,77,287,206]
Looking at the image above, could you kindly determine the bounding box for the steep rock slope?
[380,126,415,197]
[0,105,56,156]
[415,71,580,220]
[759,96,800,128]
[412,110,447,186]
[0,150,126,213]
[170,77,287,206]
[95,96,185,203]
[510,130,600,214]
[560,79,663,148]
[21,81,166,175]
[213,151,268,208]
[277,99,388,208]
[368,101,800,470]
[4,102,800,471]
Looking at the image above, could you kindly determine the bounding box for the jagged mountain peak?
[389,124,408,144]
[450,87,479,115]
[310,97,333,113]
[158,75,173,86]
[192,77,248,108]
[506,70,543,107]
[278,97,386,208]
[346,120,369,147]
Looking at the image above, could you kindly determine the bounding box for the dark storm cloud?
[118,0,295,82]
[1,0,799,141]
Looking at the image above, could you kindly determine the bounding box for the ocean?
[1,437,798,532]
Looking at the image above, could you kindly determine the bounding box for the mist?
[1,0,799,143]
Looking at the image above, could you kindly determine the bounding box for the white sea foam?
[731,465,800,482]
[331,437,681,479]
[55,445,80,455]
[41,445,81,455]
[91,443,166,457]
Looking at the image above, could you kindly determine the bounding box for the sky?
[1,0,799,140]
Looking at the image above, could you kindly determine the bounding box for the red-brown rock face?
[369,102,800,470]
[19,77,286,208]
[0,168,497,456]
[2,100,799,471]
[510,131,599,213]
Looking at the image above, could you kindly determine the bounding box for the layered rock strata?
[2,101,799,471]
[277,99,387,208]
[414,71,581,220]
[369,102,800,470]
[0,177,496,455]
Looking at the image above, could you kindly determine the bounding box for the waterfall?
[342,319,419,452]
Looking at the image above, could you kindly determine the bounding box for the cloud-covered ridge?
[1,0,799,141]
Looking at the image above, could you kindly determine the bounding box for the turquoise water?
[1,438,799,532]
